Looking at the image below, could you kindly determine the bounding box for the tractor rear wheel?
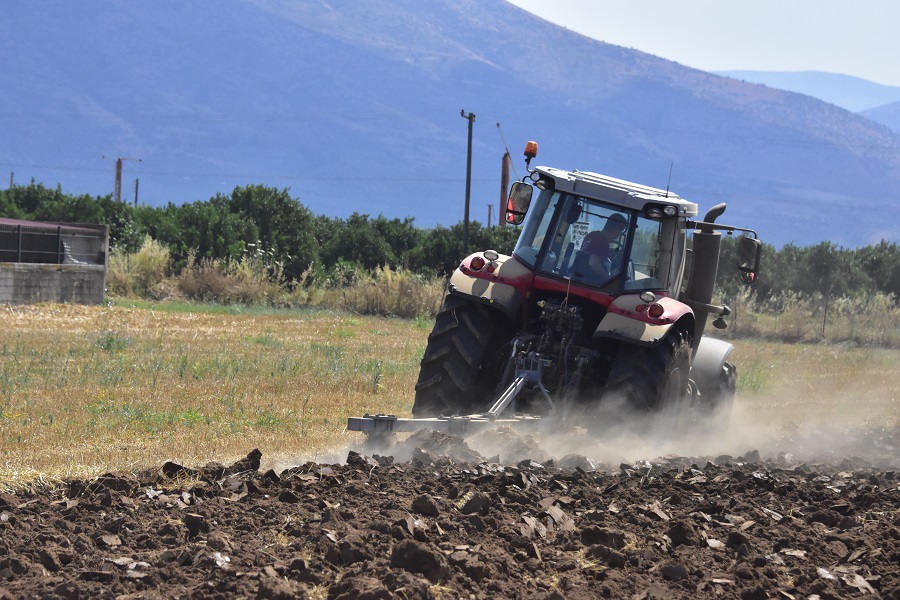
[605,328,694,434]
[707,361,736,412]
[412,296,509,417]
[701,361,736,425]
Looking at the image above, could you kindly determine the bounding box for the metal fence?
[0,222,107,266]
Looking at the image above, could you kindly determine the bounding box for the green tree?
[2,180,60,215]
[405,221,519,276]
[801,242,871,299]
[149,198,257,270]
[321,213,397,270]
[406,224,461,276]
[481,224,519,256]
[0,189,27,219]
[855,240,900,299]
[226,185,319,280]
[753,242,804,303]
[373,215,422,268]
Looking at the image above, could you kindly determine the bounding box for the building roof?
[0,217,104,234]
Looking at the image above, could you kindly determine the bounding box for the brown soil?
[1,428,899,600]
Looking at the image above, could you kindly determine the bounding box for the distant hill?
[716,70,900,113]
[2,0,900,247]
[862,101,900,135]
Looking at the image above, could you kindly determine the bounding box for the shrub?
[106,236,171,298]
[317,266,446,319]
[175,254,300,305]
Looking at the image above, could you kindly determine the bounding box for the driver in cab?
[580,213,628,280]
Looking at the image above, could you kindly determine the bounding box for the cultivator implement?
[348,358,558,436]
[347,412,549,436]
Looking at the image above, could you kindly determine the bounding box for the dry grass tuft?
[174,253,296,306]
[109,240,447,319]
[318,267,445,318]
[107,236,171,298]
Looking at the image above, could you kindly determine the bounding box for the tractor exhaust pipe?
[685,203,726,346]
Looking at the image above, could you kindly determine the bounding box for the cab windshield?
[513,190,682,293]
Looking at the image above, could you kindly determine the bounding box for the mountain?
[715,70,900,113]
[2,0,900,248]
[862,101,900,135]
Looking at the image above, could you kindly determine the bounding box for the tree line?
[0,182,518,282]
[2,181,898,303]
[715,235,900,305]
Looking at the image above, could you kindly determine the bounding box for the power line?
[0,107,459,124]
[0,162,497,184]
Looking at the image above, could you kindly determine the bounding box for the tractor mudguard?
[447,252,533,322]
[690,336,734,391]
[594,295,694,347]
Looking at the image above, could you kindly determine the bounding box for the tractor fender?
[447,252,533,322]
[594,295,694,347]
[690,336,735,392]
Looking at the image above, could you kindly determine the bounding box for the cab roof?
[534,166,699,218]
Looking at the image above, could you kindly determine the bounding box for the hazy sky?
[507,1,900,86]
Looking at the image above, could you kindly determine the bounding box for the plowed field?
[1,426,898,599]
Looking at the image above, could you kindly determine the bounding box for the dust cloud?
[338,383,898,471]
[503,388,897,469]
[282,382,898,473]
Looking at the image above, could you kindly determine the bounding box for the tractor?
[349,141,761,437]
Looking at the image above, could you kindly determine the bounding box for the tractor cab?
[509,166,698,299]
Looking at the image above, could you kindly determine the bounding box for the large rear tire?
[707,361,736,412]
[412,296,509,417]
[604,328,694,435]
[700,361,736,427]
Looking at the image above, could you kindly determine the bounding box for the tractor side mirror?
[737,236,762,283]
[505,181,533,226]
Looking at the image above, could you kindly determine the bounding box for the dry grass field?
[1,302,898,484]
[0,302,423,483]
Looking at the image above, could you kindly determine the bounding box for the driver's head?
[603,213,627,234]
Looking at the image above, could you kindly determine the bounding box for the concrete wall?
[0,263,107,305]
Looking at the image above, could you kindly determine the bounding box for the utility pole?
[134,178,140,206]
[8,172,13,189]
[104,156,142,202]
[499,151,510,227]
[460,109,475,254]
[487,204,493,229]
